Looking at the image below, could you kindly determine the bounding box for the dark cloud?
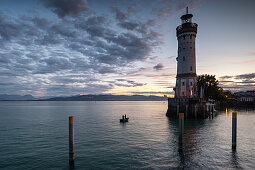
[39,0,88,18]
[0,12,24,40]
[0,2,162,96]
[115,79,146,87]
[131,91,174,95]
[220,75,233,79]
[153,63,164,70]
[51,76,99,84]
[118,21,139,30]
[236,81,255,84]
[219,80,234,83]
[219,73,255,92]
[235,73,255,80]
[110,7,127,21]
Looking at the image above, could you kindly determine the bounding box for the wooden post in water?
[203,105,206,118]
[178,113,184,152]
[69,116,74,164]
[177,105,179,117]
[212,105,214,119]
[232,112,237,149]
[194,104,197,118]
[185,105,188,118]
[209,105,211,119]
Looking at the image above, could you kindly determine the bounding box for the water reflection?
[69,163,75,170]
[231,150,243,169]
[167,117,207,168]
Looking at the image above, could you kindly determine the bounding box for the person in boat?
[124,114,126,119]
[122,115,124,121]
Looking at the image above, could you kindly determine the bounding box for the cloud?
[0,2,165,96]
[0,12,24,40]
[153,63,164,70]
[235,73,255,80]
[115,79,146,87]
[219,73,255,92]
[151,0,202,22]
[39,0,88,18]
[118,21,139,30]
[219,75,233,79]
[131,91,174,95]
[110,7,127,21]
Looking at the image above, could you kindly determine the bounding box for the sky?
[0,0,254,97]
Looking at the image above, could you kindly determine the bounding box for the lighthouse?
[175,7,198,99]
[167,7,209,118]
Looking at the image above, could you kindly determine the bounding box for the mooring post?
[178,113,184,152]
[69,116,74,164]
[232,112,237,149]
[185,105,188,118]
[203,105,206,118]
[194,104,197,118]
[209,105,211,119]
[212,105,214,119]
[177,104,179,117]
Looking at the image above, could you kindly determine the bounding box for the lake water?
[0,101,254,169]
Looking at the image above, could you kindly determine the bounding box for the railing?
[176,23,197,31]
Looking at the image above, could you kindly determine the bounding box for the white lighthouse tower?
[167,7,209,118]
[175,7,198,99]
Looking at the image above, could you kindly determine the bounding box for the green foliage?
[197,74,219,100]
[197,74,235,101]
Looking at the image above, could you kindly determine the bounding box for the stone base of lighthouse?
[166,98,212,118]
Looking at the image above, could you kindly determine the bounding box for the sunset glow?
[0,0,254,97]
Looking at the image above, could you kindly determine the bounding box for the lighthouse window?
[182,82,185,86]
[183,56,185,61]
[190,66,192,71]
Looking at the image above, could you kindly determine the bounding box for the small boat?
[120,115,129,123]
[120,117,129,123]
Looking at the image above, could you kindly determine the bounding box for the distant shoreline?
[217,101,255,109]
[0,94,168,101]
[0,100,168,101]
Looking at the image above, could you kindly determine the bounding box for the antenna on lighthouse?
[186,6,188,14]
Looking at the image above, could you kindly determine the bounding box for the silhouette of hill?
[0,94,35,100]
[44,94,167,101]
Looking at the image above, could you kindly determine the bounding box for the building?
[235,91,255,102]
[175,7,198,99]
[166,8,211,118]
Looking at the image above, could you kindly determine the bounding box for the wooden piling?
[185,105,188,118]
[177,105,179,117]
[69,116,74,164]
[203,105,206,118]
[194,104,197,118]
[232,112,237,149]
[178,113,184,152]
[212,105,214,119]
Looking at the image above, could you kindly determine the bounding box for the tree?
[197,74,236,101]
[197,74,220,100]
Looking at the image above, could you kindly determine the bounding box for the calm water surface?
[0,101,254,169]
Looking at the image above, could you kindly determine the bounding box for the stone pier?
[166,98,210,118]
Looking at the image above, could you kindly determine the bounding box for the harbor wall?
[166,98,213,118]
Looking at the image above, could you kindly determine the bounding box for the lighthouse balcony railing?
[177,23,197,30]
